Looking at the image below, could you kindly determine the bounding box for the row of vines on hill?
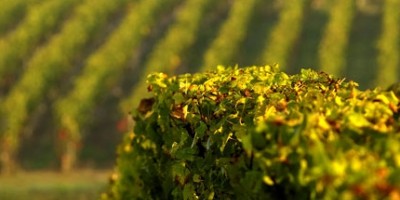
[262,0,306,70]
[121,0,213,112]
[318,0,355,76]
[375,0,400,87]
[54,0,181,172]
[0,0,40,35]
[202,0,257,71]
[0,0,79,95]
[0,0,131,174]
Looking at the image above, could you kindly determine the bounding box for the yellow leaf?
[264,106,277,119]
[348,113,370,128]
[263,176,274,186]
[183,105,188,119]
[335,96,343,106]
[257,95,266,104]
[318,116,330,130]
[350,158,361,171]
[395,154,400,167]
[124,145,132,153]
[301,159,307,170]
[332,160,346,176]
[375,94,390,104]
[128,132,135,140]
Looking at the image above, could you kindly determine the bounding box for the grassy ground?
[0,169,111,200]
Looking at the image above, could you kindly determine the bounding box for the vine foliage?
[104,66,400,199]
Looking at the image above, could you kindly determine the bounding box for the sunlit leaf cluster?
[105,65,400,199]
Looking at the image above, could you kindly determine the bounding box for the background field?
[0,0,398,199]
[0,170,109,200]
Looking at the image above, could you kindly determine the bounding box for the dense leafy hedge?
[105,66,400,199]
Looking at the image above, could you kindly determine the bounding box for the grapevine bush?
[104,66,400,199]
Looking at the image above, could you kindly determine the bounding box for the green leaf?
[195,121,208,138]
[175,147,197,161]
[193,174,202,183]
[183,183,198,200]
[173,92,186,105]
